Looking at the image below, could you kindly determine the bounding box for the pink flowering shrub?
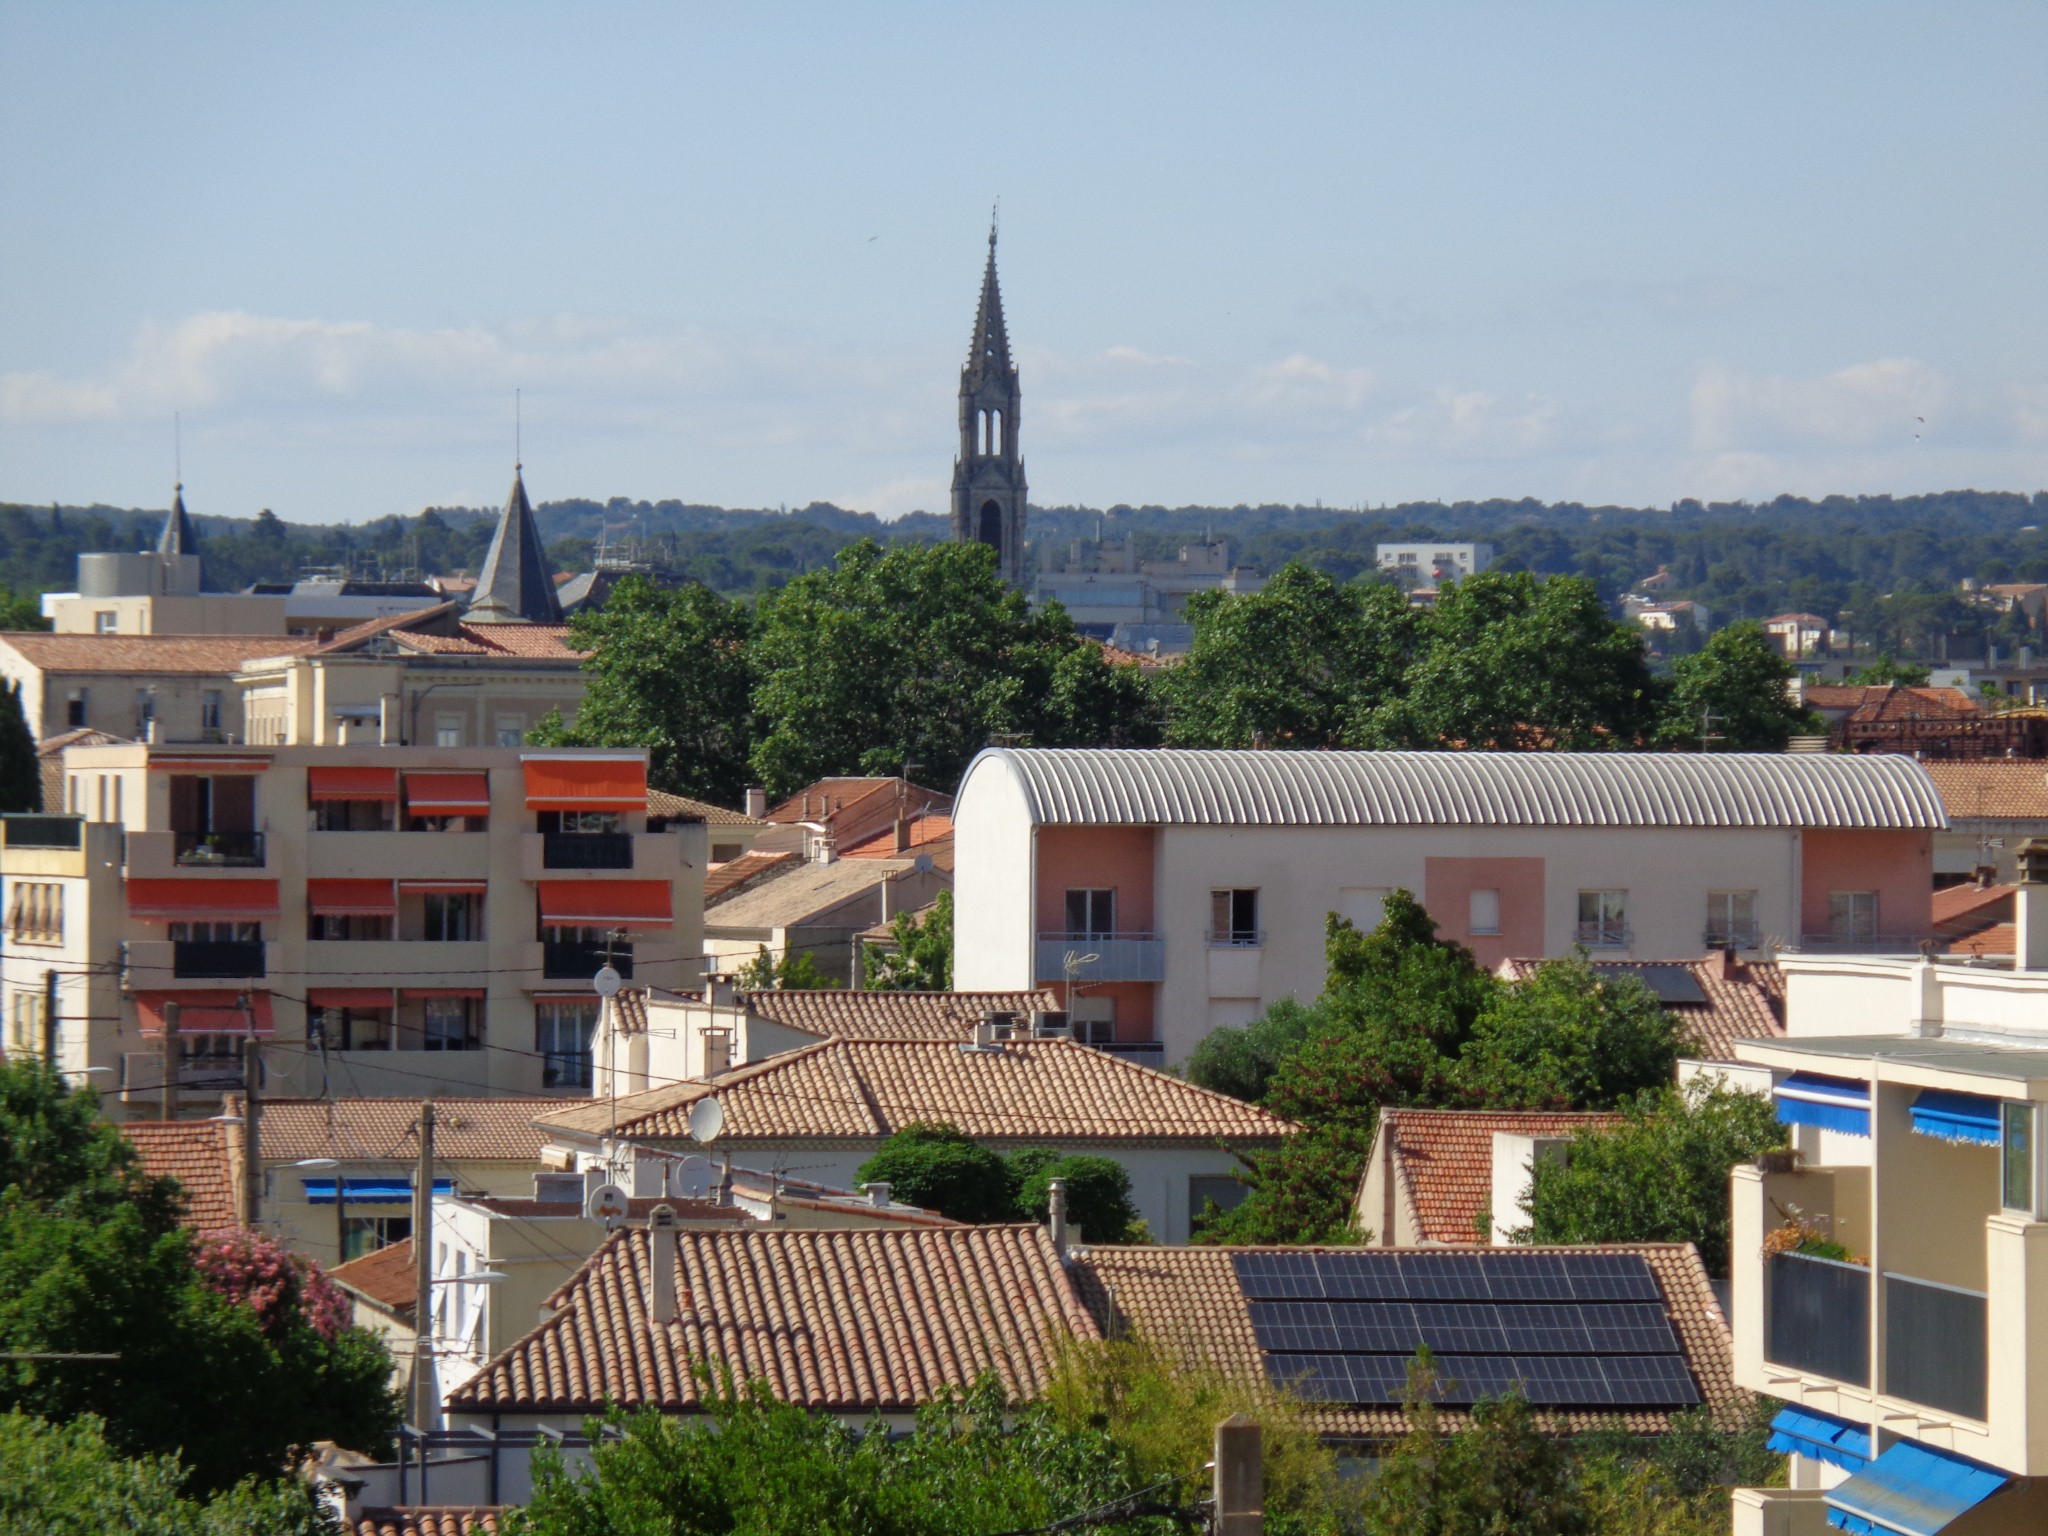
[193,1228,352,1342]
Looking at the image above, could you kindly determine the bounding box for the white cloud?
[1363,387,1560,458]
[1689,357,1955,453]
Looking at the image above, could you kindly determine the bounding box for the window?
[433,715,465,748]
[540,810,624,835]
[8,989,43,1054]
[1468,888,1501,937]
[1828,891,1878,944]
[94,611,117,634]
[710,843,742,863]
[309,912,394,941]
[1069,996,1116,1046]
[313,1004,394,1052]
[341,1214,409,1262]
[1064,888,1116,938]
[494,715,526,748]
[134,689,153,735]
[537,999,600,1088]
[1707,891,1758,948]
[1576,890,1628,947]
[2004,1102,2036,1214]
[7,882,63,945]
[168,920,260,943]
[1209,889,1260,946]
[423,997,480,1051]
[65,690,86,730]
[200,690,223,732]
[423,893,483,942]
[312,798,394,832]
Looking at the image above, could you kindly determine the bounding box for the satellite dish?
[592,965,624,999]
[585,1183,629,1223]
[672,1154,713,1199]
[687,1096,724,1145]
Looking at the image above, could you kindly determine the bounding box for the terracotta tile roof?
[1950,922,2015,958]
[35,725,127,757]
[258,1099,587,1163]
[763,778,909,825]
[1932,882,2014,930]
[705,848,794,902]
[1372,1108,1621,1246]
[649,789,764,829]
[1094,641,1179,670]
[119,1119,241,1233]
[1495,956,1784,1063]
[393,625,583,660]
[1848,686,1981,723]
[310,604,462,652]
[1069,1242,1740,1436]
[446,1223,1095,1415]
[705,858,917,929]
[536,1038,1298,1145]
[740,989,1059,1041]
[331,1237,418,1318]
[0,632,315,675]
[1921,761,2048,821]
[841,813,954,858]
[353,1509,501,1536]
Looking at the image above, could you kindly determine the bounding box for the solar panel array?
[1232,1252,1700,1410]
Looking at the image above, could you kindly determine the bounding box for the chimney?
[1047,1178,1072,1253]
[2019,839,2048,972]
[1713,946,1742,981]
[647,1205,679,1326]
[893,816,912,854]
[744,786,766,820]
[862,1180,891,1208]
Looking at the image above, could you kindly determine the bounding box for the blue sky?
[2,2,2043,523]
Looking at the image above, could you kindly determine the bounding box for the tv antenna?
[514,389,522,472]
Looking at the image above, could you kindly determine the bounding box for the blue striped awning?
[1825,1440,2007,1535]
[301,1178,454,1204]
[1908,1090,2003,1147]
[1777,1073,1871,1137]
[1766,1406,1871,1472]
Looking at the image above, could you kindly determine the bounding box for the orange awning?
[404,771,491,815]
[307,988,394,1009]
[399,879,488,895]
[127,879,280,920]
[307,879,396,917]
[135,990,275,1036]
[401,987,485,1000]
[307,765,399,801]
[146,754,270,774]
[536,879,674,929]
[522,755,647,813]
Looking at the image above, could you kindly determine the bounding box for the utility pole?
[240,1036,263,1229]
[410,1100,435,1433]
[159,1001,182,1122]
[40,968,57,1071]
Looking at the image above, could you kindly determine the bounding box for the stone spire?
[950,220,1027,584]
[158,484,201,561]
[467,468,562,625]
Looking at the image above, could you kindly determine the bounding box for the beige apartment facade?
[0,744,704,1116]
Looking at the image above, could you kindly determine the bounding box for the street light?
[294,1158,345,1262]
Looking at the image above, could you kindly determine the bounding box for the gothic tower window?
[950,222,1027,584]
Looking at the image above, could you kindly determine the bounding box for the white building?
[1375,542,1495,583]
[952,748,1945,1066]
[1034,538,1264,630]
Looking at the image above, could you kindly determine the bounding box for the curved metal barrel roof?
[965,749,1948,830]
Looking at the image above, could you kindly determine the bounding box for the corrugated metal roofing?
[966,749,1947,830]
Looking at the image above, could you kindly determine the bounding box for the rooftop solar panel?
[1607,963,1709,1006]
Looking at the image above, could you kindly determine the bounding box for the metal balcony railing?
[1084,1039,1166,1069]
[173,830,266,867]
[171,940,267,979]
[542,831,633,870]
[1765,1250,1870,1387]
[542,942,634,981]
[1792,933,1940,955]
[1883,1273,1986,1420]
[1206,929,1265,949]
[1704,923,1762,949]
[1035,932,1166,984]
[1574,921,1632,949]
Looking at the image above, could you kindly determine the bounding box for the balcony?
[172,940,267,980]
[1574,921,1631,949]
[2,815,81,850]
[1036,932,1166,985]
[1765,1250,1870,1387]
[173,830,265,868]
[1704,923,1762,950]
[542,941,634,981]
[1883,1273,1986,1420]
[542,831,633,870]
[1084,1039,1166,1070]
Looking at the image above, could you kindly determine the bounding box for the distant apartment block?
[953,748,1943,1066]
[1034,538,1264,634]
[1375,542,1495,583]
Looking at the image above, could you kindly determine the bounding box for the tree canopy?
[1654,621,1817,751]
[863,890,954,991]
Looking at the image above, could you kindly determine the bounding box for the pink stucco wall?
[1423,856,1546,967]
[1035,826,1156,934]
[1800,828,1933,939]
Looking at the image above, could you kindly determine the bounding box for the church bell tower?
[950,221,1027,583]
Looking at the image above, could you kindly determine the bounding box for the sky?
[1,2,2044,524]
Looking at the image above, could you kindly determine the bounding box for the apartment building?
[953,748,1945,1065]
[0,744,702,1114]
[1713,850,2048,1532]
[1375,541,1495,583]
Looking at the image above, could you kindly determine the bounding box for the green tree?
[737,944,840,991]
[853,1124,1016,1223]
[1523,1082,1787,1275]
[1183,996,1321,1104]
[0,1059,183,1230]
[1380,572,1658,749]
[1655,622,1818,751]
[862,890,954,991]
[1007,1151,1141,1244]
[0,1411,337,1536]
[528,576,755,804]
[1163,563,1416,747]
[1194,1127,1370,1246]
[0,587,48,632]
[1843,655,1933,686]
[0,682,38,813]
[1458,954,1683,1111]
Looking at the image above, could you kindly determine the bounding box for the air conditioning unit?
[533,1172,584,1204]
[1030,1010,1070,1039]
[987,1011,1019,1041]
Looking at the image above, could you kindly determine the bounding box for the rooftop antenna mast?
[514,389,522,473]
[173,412,182,492]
